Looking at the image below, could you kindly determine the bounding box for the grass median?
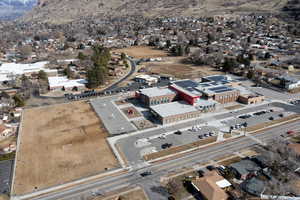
[144,136,217,161]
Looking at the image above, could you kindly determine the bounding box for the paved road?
[103,58,137,92]
[0,159,13,194]
[27,121,300,200]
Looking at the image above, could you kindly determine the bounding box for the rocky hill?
[23,0,289,24]
[0,0,36,21]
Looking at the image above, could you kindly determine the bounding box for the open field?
[144,136,217,161]
[145,57,224,79]
[114,46,168,59]
[92,187,148,200]
[12,101,119,195]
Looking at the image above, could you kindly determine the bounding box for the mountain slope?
[24,0,288,24]
[0,0,36,21]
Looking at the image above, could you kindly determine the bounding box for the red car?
[287,130,295,135]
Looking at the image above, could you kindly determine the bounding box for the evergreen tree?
[13,94,25,107]
[87,45,110,88]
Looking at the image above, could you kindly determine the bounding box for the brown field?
[114,46,168,59]
[12,101,119,195]
[145,57,223,79]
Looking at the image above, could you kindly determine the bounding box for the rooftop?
[139,87,176,98]
[171,80,202,97]
[0,61,57,82]
[48,76,87,89]
[150,101,199,117]
[229,159,261,176]
[191,171,230,200]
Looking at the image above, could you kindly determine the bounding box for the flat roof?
[0,61,57,82]
[150,101,198,117]
[195,98,218,107]
[48,76,87,88]
[171,80,202,97]
[208,86,235,93]
[139,87,176,98]
[203,75,231,83]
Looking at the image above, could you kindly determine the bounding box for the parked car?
[278,113,284,117]
[206,165,216,171]
[239,114,251,119]
[198,135,203,139]
[140,171,152,177]
[197,169,205,177]
[174,130,182,135]
[161,143,173,149]
[287,130,295,135]
[269,117,274,120]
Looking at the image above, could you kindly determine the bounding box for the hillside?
[23,0,289,24]
[0,0,36,21]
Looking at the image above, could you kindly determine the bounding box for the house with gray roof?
[229,159,261,180]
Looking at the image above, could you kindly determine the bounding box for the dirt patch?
[145,57,224,79]
[121,106,142,119]
[114,46,168,59]
[218,156,242,166]
[92,187,148,200]
[225,104,244,111]
[144,137,217,161]
[223,133,232,139]
[132,119,156,130]
[12,101,119,195]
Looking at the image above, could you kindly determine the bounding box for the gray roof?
[140,87,176,98]
[229,159,261,176]
[241,177,265,196]
[150,101,199,117]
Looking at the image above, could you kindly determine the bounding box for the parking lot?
[137,126,219,156]
[116,101,300,164]
[221,107,293,129]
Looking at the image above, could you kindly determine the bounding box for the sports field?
[12,101,119,195]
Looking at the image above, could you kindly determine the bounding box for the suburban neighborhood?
[0,3,300,200]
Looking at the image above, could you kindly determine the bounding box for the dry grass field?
[114,46,168,58]
[145,57,224,79]
[12,101,119,195]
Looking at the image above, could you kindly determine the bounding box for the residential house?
[191,171,231,200]
[229,159,261,180]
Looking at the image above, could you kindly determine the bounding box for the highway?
[29,120,300,200]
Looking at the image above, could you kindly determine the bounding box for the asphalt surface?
[117,101,300,165]
[0,159,13,194]
[28,121,300,200]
